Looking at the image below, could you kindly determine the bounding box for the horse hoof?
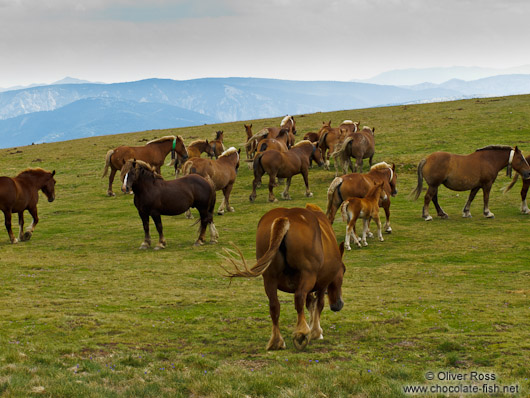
[194,240,204,247]
[266,338,286,351]
[362,242,368,247]
[462,213,472,218]
[209,240,218,245]
[485,212,495,218]
[154,244,166,250]
[385,227,392,233]
[293,334,310,351]
[440,214,449,219]
[424,215,433,221]
[139,245,149,250]
[379,237,385,242]
[228,207,235,212]
[107,191,115,197]
[366,232,374,238]
[22,231,32,241]
[249,195,256,202]
[217,211,225,216]
[345,245,351,251]
[306,192,313,198]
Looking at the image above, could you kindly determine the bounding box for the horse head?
[511,146,530,179]
[215,130,224,141]
[328,242,345,312]
[311,143,325,167]
[244,124,253,140]
[41,170,56,202]
[389,163,398,196]
[174,136,189,164]
[204,139,216,158]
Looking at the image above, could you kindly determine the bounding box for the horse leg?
[382,199,392,233]
[351,214,361,248]
[151,214,166,250]
[481,184,495,218]
[208,222,219,244]
[281,177,292,200]
[374,213,384,242]
[107,168,117,196]
[249,168,263,202]
[344,218,354,250]
[462,187,480,218]
[268,173,278,202]
[139,212,151,249]
[521,183,530,214]
[422,185,438,221]
[361,218,370,246]
[264,279,285,350]
[432,192,449,219]
[293,273,316,350]
[220,184,234,214]
[3,210,17,244]
[369,155,374,169]
[302,169,313,198]
[357,158,363,173]
[185,208,194,219]
[306,291,325,341]
[17,211,25,241]
[21,207,39,241]
[194,208,211,246]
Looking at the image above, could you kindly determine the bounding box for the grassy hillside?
[1,95,529,397]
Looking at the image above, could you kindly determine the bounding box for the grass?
[1,95,530,397]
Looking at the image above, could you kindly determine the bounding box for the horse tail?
[222,217,290,278]
[502,173,520,194]
[318,132,328,149]
[411,158,427,200]
[101,149,114,177]
[326,177,344,218]
[340,200,351,223]
[253,152,265,175]
[182,160,194,176]
[259,142,268,152]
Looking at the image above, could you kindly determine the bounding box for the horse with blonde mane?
[503,154,530,214]
[332,126,375,174]
[182,147,240,215]
[102,136,188,196]
[339,120,360,136]
[222,204,345,351]
[0,168,56,244]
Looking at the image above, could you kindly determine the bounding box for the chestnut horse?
[326,162,397,233]
[0,168,56,244]
[280,115,297,135]
[249,141,324,202]
[503,154,530,214]
[412,145,530,220]
[317,121,346,172]
[332,126,375,174]
[341,181,388,249]
[175,139,215,176]
[102,136,188,196]
[339,120,360,136]
[182,147,240,215]
[121,160,218,249]
[210,131,225,159]
[222,204,346,351]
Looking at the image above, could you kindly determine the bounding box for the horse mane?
[189,139,208,147]
[341,120,354,125]
[280,115,293,127]
[292,140,313,148]
[475,145,512,152]
[146,135,176,145]
[215,131,224,140]
[370,162,392,171]
[16,167,47,177]
[219,147,238,158]
[124,159,163,179]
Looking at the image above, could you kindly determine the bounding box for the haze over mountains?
[1,67,530,149]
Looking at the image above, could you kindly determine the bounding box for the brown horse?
[0,168,56,244]
[246,128,291,161]
[412,145,530,220]
[102,136,188,196]
[182,147,240,215]
[222,204,346,351]
[341,181,388,249]
[121,160,218,249]
[317,121,346,172]
[210,130,225,159]
[326,162,397,233]
[187,139,216,158]
[280,115,297,135]
[339,120,360,136]
[332,126,375,174]
[303,132,320,143]
[503,154,530,214]
[249,141,324,202]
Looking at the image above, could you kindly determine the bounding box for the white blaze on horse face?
[508,150,515,166]
[122,172,129,192]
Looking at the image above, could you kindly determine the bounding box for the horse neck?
[480,148,511,171]
[131,171,156,193]
[149,140,172,157]
[366,184,383,200]
[16,172,47,190]
[291,144,312,159]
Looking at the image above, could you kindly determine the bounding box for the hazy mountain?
[0,97,217,148]
[360,65,530,86]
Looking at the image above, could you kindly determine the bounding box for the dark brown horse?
[121,160,218,248]
[317,121,346,172]
[249,141,324,202]
[412,145,530,220]
[0,168,56,244]
[210,131,225,159]
[326,162,397,233]
[222,204,346,351]
[503,154,530,214]
[332,126,375,174]
[340,181,388,249]
[102,136,188,196]
[182,147,240,215]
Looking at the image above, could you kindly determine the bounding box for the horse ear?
[205,139,209,144]
[51,170,55,176]
[339,241,345,257]
[515,146,519,152]
[392,163,396,171]
[250,124,252,128]
[238,148,241,154]
[372,127,376,133]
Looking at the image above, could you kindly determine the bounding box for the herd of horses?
[2,114,530,352]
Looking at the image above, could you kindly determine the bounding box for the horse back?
[424,152,483,188]
[0,177,18,211]
[0,176,35,212]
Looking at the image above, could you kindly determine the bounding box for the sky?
[1,0,530,88]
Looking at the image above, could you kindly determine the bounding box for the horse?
[340,181,388,249]
[244,124,253,142]
[0,168,56,244]
[412,145,530,220]
[326,162,397,233]
[245,128,292,162]
[303,132,320,143]
[210,131,226,159]
[222,204,346,351]
[339,120,360,136]
[332,126,375,174]
[121,160,218,249]
[503,154,530,214]
[182,147,240,216]
[174,139,215,176]
[317,121,346,172]
[280,115,297,135]
[102,136,188,196]
[249,141,324,203]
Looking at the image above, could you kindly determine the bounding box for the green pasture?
[0,95,529,397]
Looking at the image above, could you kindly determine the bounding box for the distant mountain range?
[1,71,530,149]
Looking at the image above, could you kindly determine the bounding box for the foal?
[340,181,387,249]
